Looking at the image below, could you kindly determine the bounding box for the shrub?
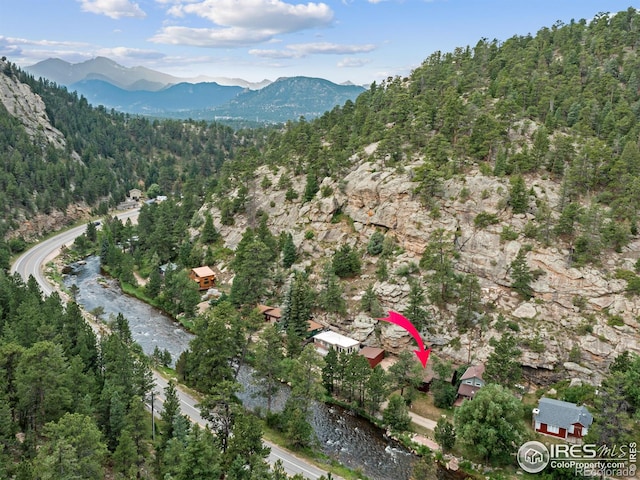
[332,244,362,278]
[367,231,385,255]
[321,185,333,197]
[500,226,519,241]
[474,212,500,229]
[607,315,624,327]
[285,186,298,201]
[568,343,581,363]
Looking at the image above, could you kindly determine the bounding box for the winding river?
[63,256,417,480]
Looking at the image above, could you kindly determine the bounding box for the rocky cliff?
[0,60,88,240]
[0,60,69,152]
[202,143,640,386]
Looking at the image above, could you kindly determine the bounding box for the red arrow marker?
[379,310,431,368]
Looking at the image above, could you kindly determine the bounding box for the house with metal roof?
[533,397,593,442]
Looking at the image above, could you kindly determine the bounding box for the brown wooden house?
[359,346,385,368]
[189,266,216,290]
[307,320,324,338]
[257,305,282,323]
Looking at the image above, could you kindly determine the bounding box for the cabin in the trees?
[419,361,457,392]
[454,364,485,405]
[257,305,282,323]
[313,331,360,355]
[189,266,216,290]
[129,188,142,201]
[359,346,385,368]
[533,398,593,442]
[307,319,324,338]
[159,262,177,277]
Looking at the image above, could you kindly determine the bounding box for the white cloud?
[150,26,276,47]
[248,48,298,59]
[250,41,376,58]
[0,36,89,48]
[98,46,166,60]
[180,0,333,32]
[337,57,371,68]
[151,0,334,48]
[77,0,146,19]
[153,0,333,47]
[0,35,169,69]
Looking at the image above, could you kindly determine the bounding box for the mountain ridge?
[25,56,271,91]
[67,75,365,123]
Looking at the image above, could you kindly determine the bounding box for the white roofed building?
[313,331,360,355]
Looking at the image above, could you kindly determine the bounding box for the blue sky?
[1,0,639,85]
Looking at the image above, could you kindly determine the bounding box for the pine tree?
[252,325,285,412]
[434,417,456,452]
[322,347,339,394]
[360,283,383,317]
[281,232,297,268]
[229,230,273,307]
[510,248,533,299]
[455,274,482,332]
[332,244,361,278]
[201,213,219,244]
[508,174,528,214]
[303,170,319,202]
[366,231,385,255]
[404,279,430,332]
[420,228,459,305]
[281,272,314,356]
[146,267,163,299]
[160,381,182,447]
[318,263,346,314]
[383,394,411,432]
[484,332,522,388]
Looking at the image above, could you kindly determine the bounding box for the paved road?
[10,211,335,480]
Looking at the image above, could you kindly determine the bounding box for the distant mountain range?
[25,57,270,91]
[24,57,366,123]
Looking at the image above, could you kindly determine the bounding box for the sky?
[1,0,639,86]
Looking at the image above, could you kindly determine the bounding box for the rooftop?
[191,266,215,277]
[535,397,594,429]
[314,330,360,349]
[308,320,324,331]
[460,364,485,381]
[359,346,385,359]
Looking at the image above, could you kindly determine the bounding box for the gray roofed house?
[533,397,593,442]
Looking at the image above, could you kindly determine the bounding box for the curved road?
[10,211,335,480]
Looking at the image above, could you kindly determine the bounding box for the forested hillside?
[0,59,260,268]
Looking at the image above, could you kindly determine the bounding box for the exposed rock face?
[0,61,70,152]
[0,61,87,240]
[9,204,91,242]
[202,147,640,383]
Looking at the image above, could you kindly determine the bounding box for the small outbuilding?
[307,319,324,338]
[189,266,216,290]
[359,346,385,368]
[257,305,282,323]
[129,188,142,201]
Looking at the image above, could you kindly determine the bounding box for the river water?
[64,256,416,480]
